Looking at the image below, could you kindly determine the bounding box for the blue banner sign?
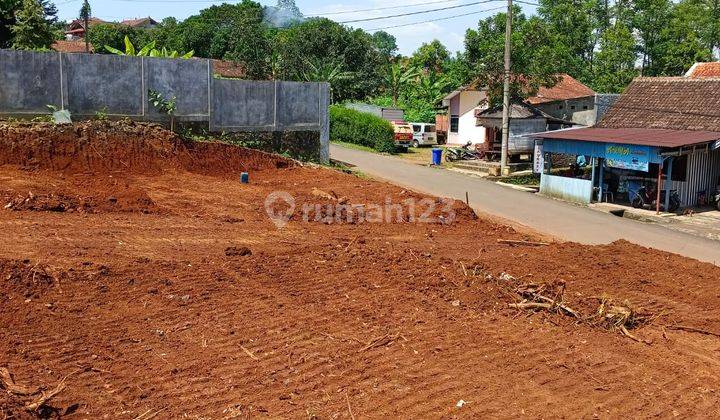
[605,143,651,172]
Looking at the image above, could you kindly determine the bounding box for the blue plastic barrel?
[431,148,442,165]
[240,172,249,183]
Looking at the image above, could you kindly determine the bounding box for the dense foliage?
[10,0,54,49]
[329,105,396,153]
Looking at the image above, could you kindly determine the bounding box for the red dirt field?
[2,122,720,418]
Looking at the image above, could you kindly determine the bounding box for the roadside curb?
[495,181,538,193]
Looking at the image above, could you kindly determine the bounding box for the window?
[412,125,421,133]
[570,105,576,110]
[583,105,589,110]
[558,105,564,110]
[670,155,688,182]
[450,115,459,133]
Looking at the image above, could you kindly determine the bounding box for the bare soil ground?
[2,122,720,418]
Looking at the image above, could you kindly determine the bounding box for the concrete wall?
[0,49,329,162]
[535,96,596,126]
[62,53,143,116]
[145,57,210,119]
[0,50,62,113]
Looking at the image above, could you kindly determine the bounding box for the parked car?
[410,123,438,147]
[391,121,413,151]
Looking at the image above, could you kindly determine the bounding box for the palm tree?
[384,63,420,107]
[79,0,90,53]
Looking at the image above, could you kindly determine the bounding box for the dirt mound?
[1,260,58,299]
[0,121,293,176]
[1,174,160,214]
[0,259,109,299]
[3,189,157,214]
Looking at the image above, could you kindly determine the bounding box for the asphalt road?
[331,144,720,265]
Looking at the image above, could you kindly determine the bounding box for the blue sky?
[54,0,537,55]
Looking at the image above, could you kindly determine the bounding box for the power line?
[308,0,452,17]
[340,0,501,24]
[367,5,506,31]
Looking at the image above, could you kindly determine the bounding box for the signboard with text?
[533,142,544,174]
[605,143,651,172]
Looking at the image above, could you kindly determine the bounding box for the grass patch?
[499,174,540,186]
[331,140,380,154]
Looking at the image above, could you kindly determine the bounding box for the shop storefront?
[533,128,720,211]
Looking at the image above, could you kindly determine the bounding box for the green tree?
[171,1,271,78]
[592,22,638,92]
[465,9,563,105]
[88,23,143,53]
[370,30,398,60]
[274,18,384,101]
[653,0,712,75]
[10,0,54,50]
[537,0,599,80]
[410,39,450,72]
[632,0,673,75]
[1,0,56,48]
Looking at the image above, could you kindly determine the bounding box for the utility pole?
[500,0,512,175]
[80,0,91,53]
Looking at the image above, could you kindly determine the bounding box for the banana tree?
[384,63,421,107]
[105,36,194,59]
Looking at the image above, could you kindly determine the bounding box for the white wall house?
[442,89,488,146]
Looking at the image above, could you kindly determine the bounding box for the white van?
[410,123,438,147]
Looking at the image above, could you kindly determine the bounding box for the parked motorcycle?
[713,187,720,211]
[445,142,483,162]
[631,185,681,212]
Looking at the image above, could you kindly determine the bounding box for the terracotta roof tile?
[526,74,595,104]
[211,59,247,79]
[686,62,720,78]
[120,17,158,27]
[597,77,720,132]
[52,40,93,53]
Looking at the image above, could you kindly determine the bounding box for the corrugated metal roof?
[534,127,720,148]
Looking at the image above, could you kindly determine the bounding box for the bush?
[329,105,395,153]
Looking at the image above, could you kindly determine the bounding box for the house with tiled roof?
[440,74,603,147]
[120,17,158,29]
[64,16,158,41]
[685,62,720,78]
[64,17,107,40]
[527,74,615,127]
[531,77,720,208]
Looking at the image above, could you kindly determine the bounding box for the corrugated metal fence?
[670,149,720,206]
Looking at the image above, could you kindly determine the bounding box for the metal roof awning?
[531,127,720,148]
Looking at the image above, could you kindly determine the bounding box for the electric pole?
[500,0,512,175]
[80,0,91,53]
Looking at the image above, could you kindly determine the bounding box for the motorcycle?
[445,142,483,162]
[713,187,720,211]
[630,184,681,212]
